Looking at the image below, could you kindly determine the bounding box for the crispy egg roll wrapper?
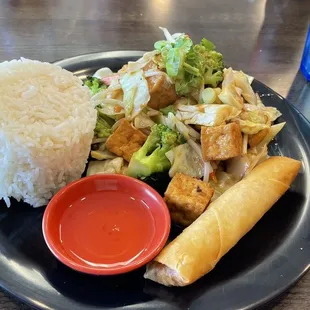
[144,156,301,286]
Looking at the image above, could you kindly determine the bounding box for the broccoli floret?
[155,29,225,96]
[205,50,224,70]
[94,109,114,138]
[127,124,185,178]
[84,76,107,96]
[200,38,216,51]
[203,50,224,88]
[204,69,223,88]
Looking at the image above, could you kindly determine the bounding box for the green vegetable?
[154,32,224,96]
[203,50,224,88]
[94,108,114,138]
[201,38,216,50]
[84,76,107,96]
[201,87,217,104]
[127,124,185,178]
[160,105,176,116]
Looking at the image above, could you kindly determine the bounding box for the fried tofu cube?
[144,61,178,110]
[105,119,147,162]
[164,173,214,226]
[147,74,178,110]
[119,60,178,110]
[248,128,269,148]
[201,122,242,161]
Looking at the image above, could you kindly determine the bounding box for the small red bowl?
[42,174,170,275]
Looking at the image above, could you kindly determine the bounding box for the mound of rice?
[0,58,97,207]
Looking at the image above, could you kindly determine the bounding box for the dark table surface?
[0,0,309,309]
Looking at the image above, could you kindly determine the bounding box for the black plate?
[1,51,310,310]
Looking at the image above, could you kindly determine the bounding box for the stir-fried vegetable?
[90,149,116,160]
[120,70,150,119]
[232,70,257,105]
[226,145,268,180]
[134,112,156,130]
[176,103,240,126]
[201,87,222,104]
[165,143,204,178]
[84,76,107,96]
[85,28,285,204]
[154,28,224,96]
[94,108,114,138]
[127,124,185,178]
[209,171,238,201]
[87,158,125,176]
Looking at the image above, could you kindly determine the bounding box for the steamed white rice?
[0,58,97,207]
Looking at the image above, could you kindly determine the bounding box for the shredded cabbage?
[92,137,107,144]
[176,104,240,126]
[218,68,244,109]
[209,171,238,201]
[90,150,116,160]
[203,161,213,183]
[187,139,203,158]
[165,143,204,178]
[159,112,205,164]
[243,104,282,124]
[145,107,161,116]
[233,104,282,134]
[256,122,285,151]
[242,134,248,154]
[95,100,124,120]
[120,70,150,120]
[226,145,268,180]
[106,77,122,92]
[218,84,244,110]
[220,68,256,106]
[111,119,122,132]
[86,158,124,176]
[232,70,255,85]
[237,120,269,135]
[134,112,155,129]
[91,88,108,106]
[233,70,257,105]
[126,50,159,73]
[157,112,200,141]
[239,110,269,124]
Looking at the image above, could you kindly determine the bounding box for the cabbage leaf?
[176,103,240,126]
[120,70,150,119]
[165,143,204,178]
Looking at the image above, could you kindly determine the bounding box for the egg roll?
[144,156,301,286]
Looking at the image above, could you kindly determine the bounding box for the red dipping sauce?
[59,192,155,267]
[43,174,170,275]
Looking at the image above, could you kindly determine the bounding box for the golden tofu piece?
[144,61,178,110]
[105,119,147,162]
[248,128,269,148]
[201,122,242,161]
[146,71,178,110]
[164,173,214,226]
[122,61,178,110]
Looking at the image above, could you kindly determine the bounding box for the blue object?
[301,26,310,81]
